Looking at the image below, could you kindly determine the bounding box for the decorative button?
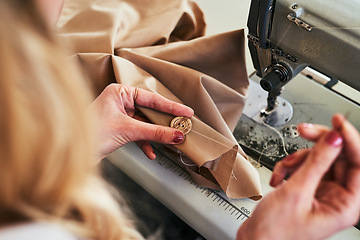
[170,117,192,135]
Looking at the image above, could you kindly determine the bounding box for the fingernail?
[269,174,278,187]
[325,131,343,147]
[282,154,295,163]
[300,123,314,128]
[149,151,156,160]
[173,131,184,144]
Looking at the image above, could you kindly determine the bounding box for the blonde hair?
[0,1,142,239]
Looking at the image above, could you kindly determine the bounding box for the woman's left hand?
[91,83,194,161]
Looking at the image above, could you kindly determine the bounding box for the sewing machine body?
[239,72,360,170]
[244,0,360,166]
[248,0,360,114]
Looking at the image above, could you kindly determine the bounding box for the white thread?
[174,119,289,168]
[312,27,360,29]
[261,121,289,157]
[192,125,289,161]
[273,22,292,64]
[191,129,235,150]
[175,149,197,167]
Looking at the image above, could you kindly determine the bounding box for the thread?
[273,22,292,64]
[312,27,360,29]
[191,129,236,150]
[179,152,197,167]
[261,121,290,156]
[190,125,288,162]
[174,149,197,167]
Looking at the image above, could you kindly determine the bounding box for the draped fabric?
[58,0,262,200]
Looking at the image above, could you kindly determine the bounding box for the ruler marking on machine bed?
[153,147,250,221]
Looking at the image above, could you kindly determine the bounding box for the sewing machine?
[246,0,360,122]
[239,0,360,169]
[247,0,360,110]
[107,0,360,239]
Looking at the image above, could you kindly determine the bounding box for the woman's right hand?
[272,114,360,187]
[237,114,360,240]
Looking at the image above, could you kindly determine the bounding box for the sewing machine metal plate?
[107,72,360,240]
[237,72,360,170]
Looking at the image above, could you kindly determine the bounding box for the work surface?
[108,74,360,240]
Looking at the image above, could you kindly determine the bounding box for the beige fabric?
[58,0,262,200]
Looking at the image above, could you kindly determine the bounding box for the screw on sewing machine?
[271,48,297,63]
[287,12,313,32]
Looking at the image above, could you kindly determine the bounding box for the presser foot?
[258,101,292,127]
[243,81,294,127]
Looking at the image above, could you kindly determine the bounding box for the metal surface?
[237,73,360,170]
[243,78,294,127]
[247,0,360,112]
[107,142,274,240]
[286,12,312,31]
[271,0,360,91]
[107,141,360,240]
[281,125,299,139]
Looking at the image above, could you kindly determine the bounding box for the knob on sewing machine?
[259,63,290,114]
[247,0,360,126]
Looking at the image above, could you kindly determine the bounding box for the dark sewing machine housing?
[235,0,360,170]
[247,0,360,113]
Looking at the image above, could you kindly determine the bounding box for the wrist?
[237,220,267,240]
[237,222,253,240]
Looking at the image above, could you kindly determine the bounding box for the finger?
[133,112,150,123]
[297,123,330,142]
[270,149,309,187]
[133,87,194,117]
[333,114,360,194]
[289,130,343,195]
[332,157,348,185]
[136,140,156,160]
[281,149,310,168]
[347,167,360,200]
[332,114,360,166]
[128,119,185,145]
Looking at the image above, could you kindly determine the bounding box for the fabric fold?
[58,0,262,200]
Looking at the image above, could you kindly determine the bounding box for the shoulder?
[0,222,78,240]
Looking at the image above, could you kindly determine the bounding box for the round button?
[170,117,192,135]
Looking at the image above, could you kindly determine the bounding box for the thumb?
[129,119,185,145]
[289,130,343,194]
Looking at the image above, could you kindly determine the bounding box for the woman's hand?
[237,114,360,240]
[91,83,194,161]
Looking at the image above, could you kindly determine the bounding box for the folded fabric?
[58,0,262,200]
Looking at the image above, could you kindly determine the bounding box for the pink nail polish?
[282,154,295,163]
[173,131,184,144]
[301,123,314,128]
[269,174,277,187]
[150,151,156,160]
[325,131,343,147]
